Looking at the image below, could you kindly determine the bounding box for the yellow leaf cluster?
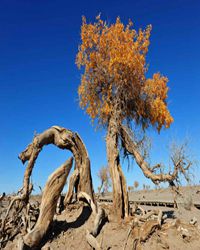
[76,16,173,130]
[143,73,174,130]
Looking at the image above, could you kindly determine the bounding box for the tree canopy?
[76,16,173,131]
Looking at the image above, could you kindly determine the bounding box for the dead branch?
[91,207,106,237]
[136,209,160,222]
[78,191,97,215]
[121,125,192,184]
[86,230,101,250]
[124,208,163,250]
[22,157,73,249]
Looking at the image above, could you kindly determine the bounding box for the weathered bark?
[71,133,94,199]
[78,192,97,214]
[64,168,79,206]
[19,126,94,202]
[22,158,73,249]
[106,119,129,220]
[86,230,101,250]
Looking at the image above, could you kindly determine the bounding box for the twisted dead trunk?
[19,126,94,202]
[64,168,79,205]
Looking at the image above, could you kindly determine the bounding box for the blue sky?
[0,0,200,193]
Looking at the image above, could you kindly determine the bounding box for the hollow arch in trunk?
[19,125,94,203]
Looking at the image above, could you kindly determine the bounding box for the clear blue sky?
[0,0,200,193]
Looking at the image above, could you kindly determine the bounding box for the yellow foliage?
[76,15,173,130]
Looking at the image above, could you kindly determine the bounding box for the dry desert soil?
[1,186,200,250]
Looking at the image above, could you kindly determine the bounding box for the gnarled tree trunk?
[68,132,94,201]
[106,119,129,220]
[19,126,94,203]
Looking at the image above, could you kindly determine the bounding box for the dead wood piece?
[138,210,157,221]
[0,183,33,234]
[131,226,141,250]
[157,210,163,226]
[86,230,101,250]
[139,220,159,242]
[78,191,97,214]
[123,218,139,250]
[79,192,107,250]
[2,126,95,247]
[136,209,163,227]
[22,157,73,249]
[125,210,162,250]
[130,220,159,248]
[56,195,66,215]
[91,207,106,237]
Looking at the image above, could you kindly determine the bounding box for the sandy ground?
[2,186,200,250]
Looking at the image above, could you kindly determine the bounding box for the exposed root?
[78,191,97,214]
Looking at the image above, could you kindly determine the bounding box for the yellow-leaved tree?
[76,16,184,220]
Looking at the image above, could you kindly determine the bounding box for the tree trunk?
[106,119,129,220]
[69,132,94,200]
[64,168,79,205]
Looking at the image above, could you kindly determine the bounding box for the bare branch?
[121,125,192,184]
